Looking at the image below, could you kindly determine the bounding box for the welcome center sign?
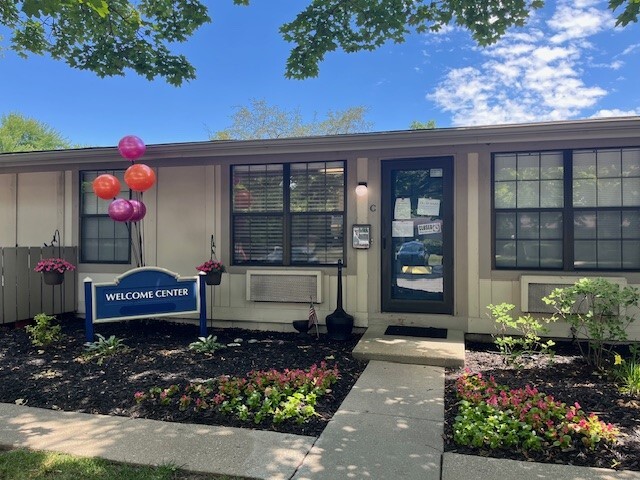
[84,267,207,341]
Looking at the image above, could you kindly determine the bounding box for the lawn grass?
[0,448,247,480]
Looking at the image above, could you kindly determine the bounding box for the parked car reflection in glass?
[396,240,427,266]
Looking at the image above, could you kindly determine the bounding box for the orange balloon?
[124,164,156,192]
[92,174,121,200]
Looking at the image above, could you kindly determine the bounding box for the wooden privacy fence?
[0,246,77,324]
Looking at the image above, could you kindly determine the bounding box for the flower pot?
[292,320,311,334]
[204,271,222,286]
[43,271,64,285]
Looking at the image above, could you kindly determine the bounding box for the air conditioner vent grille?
[520,275,627,313]
[527,283,572,313]
[247,270,322,303]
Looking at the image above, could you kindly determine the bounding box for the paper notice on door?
[392,220,414,237]
[417,198,440,216]
[394,198,412,219]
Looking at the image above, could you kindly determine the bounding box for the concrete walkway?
[292,361,444,479]
[1,360,640,479]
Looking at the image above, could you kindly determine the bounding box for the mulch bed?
[0,316,368,437]
[4,317,640,471]
[444,341,640,472]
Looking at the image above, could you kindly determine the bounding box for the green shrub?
[488,303,555,366]
[84,334,128,363]
[543,278,640,369]
[188,335,226,354]
[454,371,618,452]
[25,313,62,347]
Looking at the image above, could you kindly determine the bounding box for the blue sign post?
[84,267,207,341]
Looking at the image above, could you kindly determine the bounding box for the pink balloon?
[118,135,146,161]
[108,198,134,222]
[128,200,147,222]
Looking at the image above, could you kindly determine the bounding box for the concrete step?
[352,325,465,367]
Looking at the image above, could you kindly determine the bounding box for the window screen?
[232,162,345,265]
[80,170,131,263]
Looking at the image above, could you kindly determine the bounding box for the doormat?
[384,325,448,339]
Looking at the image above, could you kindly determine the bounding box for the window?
[232,162,345,265]
[493,148,640,270]
[80,170,131,263]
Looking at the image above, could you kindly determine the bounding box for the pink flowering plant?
[133,362,339,425]
[34,258,76,273]
[195,259,226,273]
[454,370,618,452]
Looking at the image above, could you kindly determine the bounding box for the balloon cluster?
[91,135,155,222]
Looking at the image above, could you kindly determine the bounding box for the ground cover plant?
[83,333,128,365]
[135,362,339,425]
[445,340,640,471]
[0,316,367,437]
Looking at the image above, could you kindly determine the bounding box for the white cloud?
[591,59,624,69]
[428,1,615,126]
[548,3,613,43]
[591,109,640,118]
[621,43,640,55]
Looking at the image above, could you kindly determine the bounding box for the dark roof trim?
[1,117,639,170]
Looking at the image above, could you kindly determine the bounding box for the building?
[1,117,639,339]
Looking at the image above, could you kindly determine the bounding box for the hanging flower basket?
[34,258,76,286]
[204,271,222,286]
[196,260,226,286]
[43,271,65,285]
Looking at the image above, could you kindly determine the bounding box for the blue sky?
[1,0,639,147]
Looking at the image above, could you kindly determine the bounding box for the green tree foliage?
[0,113,71,152]
[409,120,436,130]
[1,1,637,83]
[236,0,639,79]
[1,0,210,86]
[210,99,373,140]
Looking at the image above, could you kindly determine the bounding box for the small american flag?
[308,298,319,338]
[308,301,318,328]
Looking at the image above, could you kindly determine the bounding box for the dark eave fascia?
[1,116,639,171]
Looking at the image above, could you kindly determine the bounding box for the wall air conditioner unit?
[246,270,322,303]
[520,275,627,313]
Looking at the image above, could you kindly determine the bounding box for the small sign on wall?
[352,224,371,249]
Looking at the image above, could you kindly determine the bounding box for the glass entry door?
[381,157,453,314]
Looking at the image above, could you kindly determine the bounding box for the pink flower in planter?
[34,258,76,273]
[196,260,226,273]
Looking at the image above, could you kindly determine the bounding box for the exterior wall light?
[355,182,368,197]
